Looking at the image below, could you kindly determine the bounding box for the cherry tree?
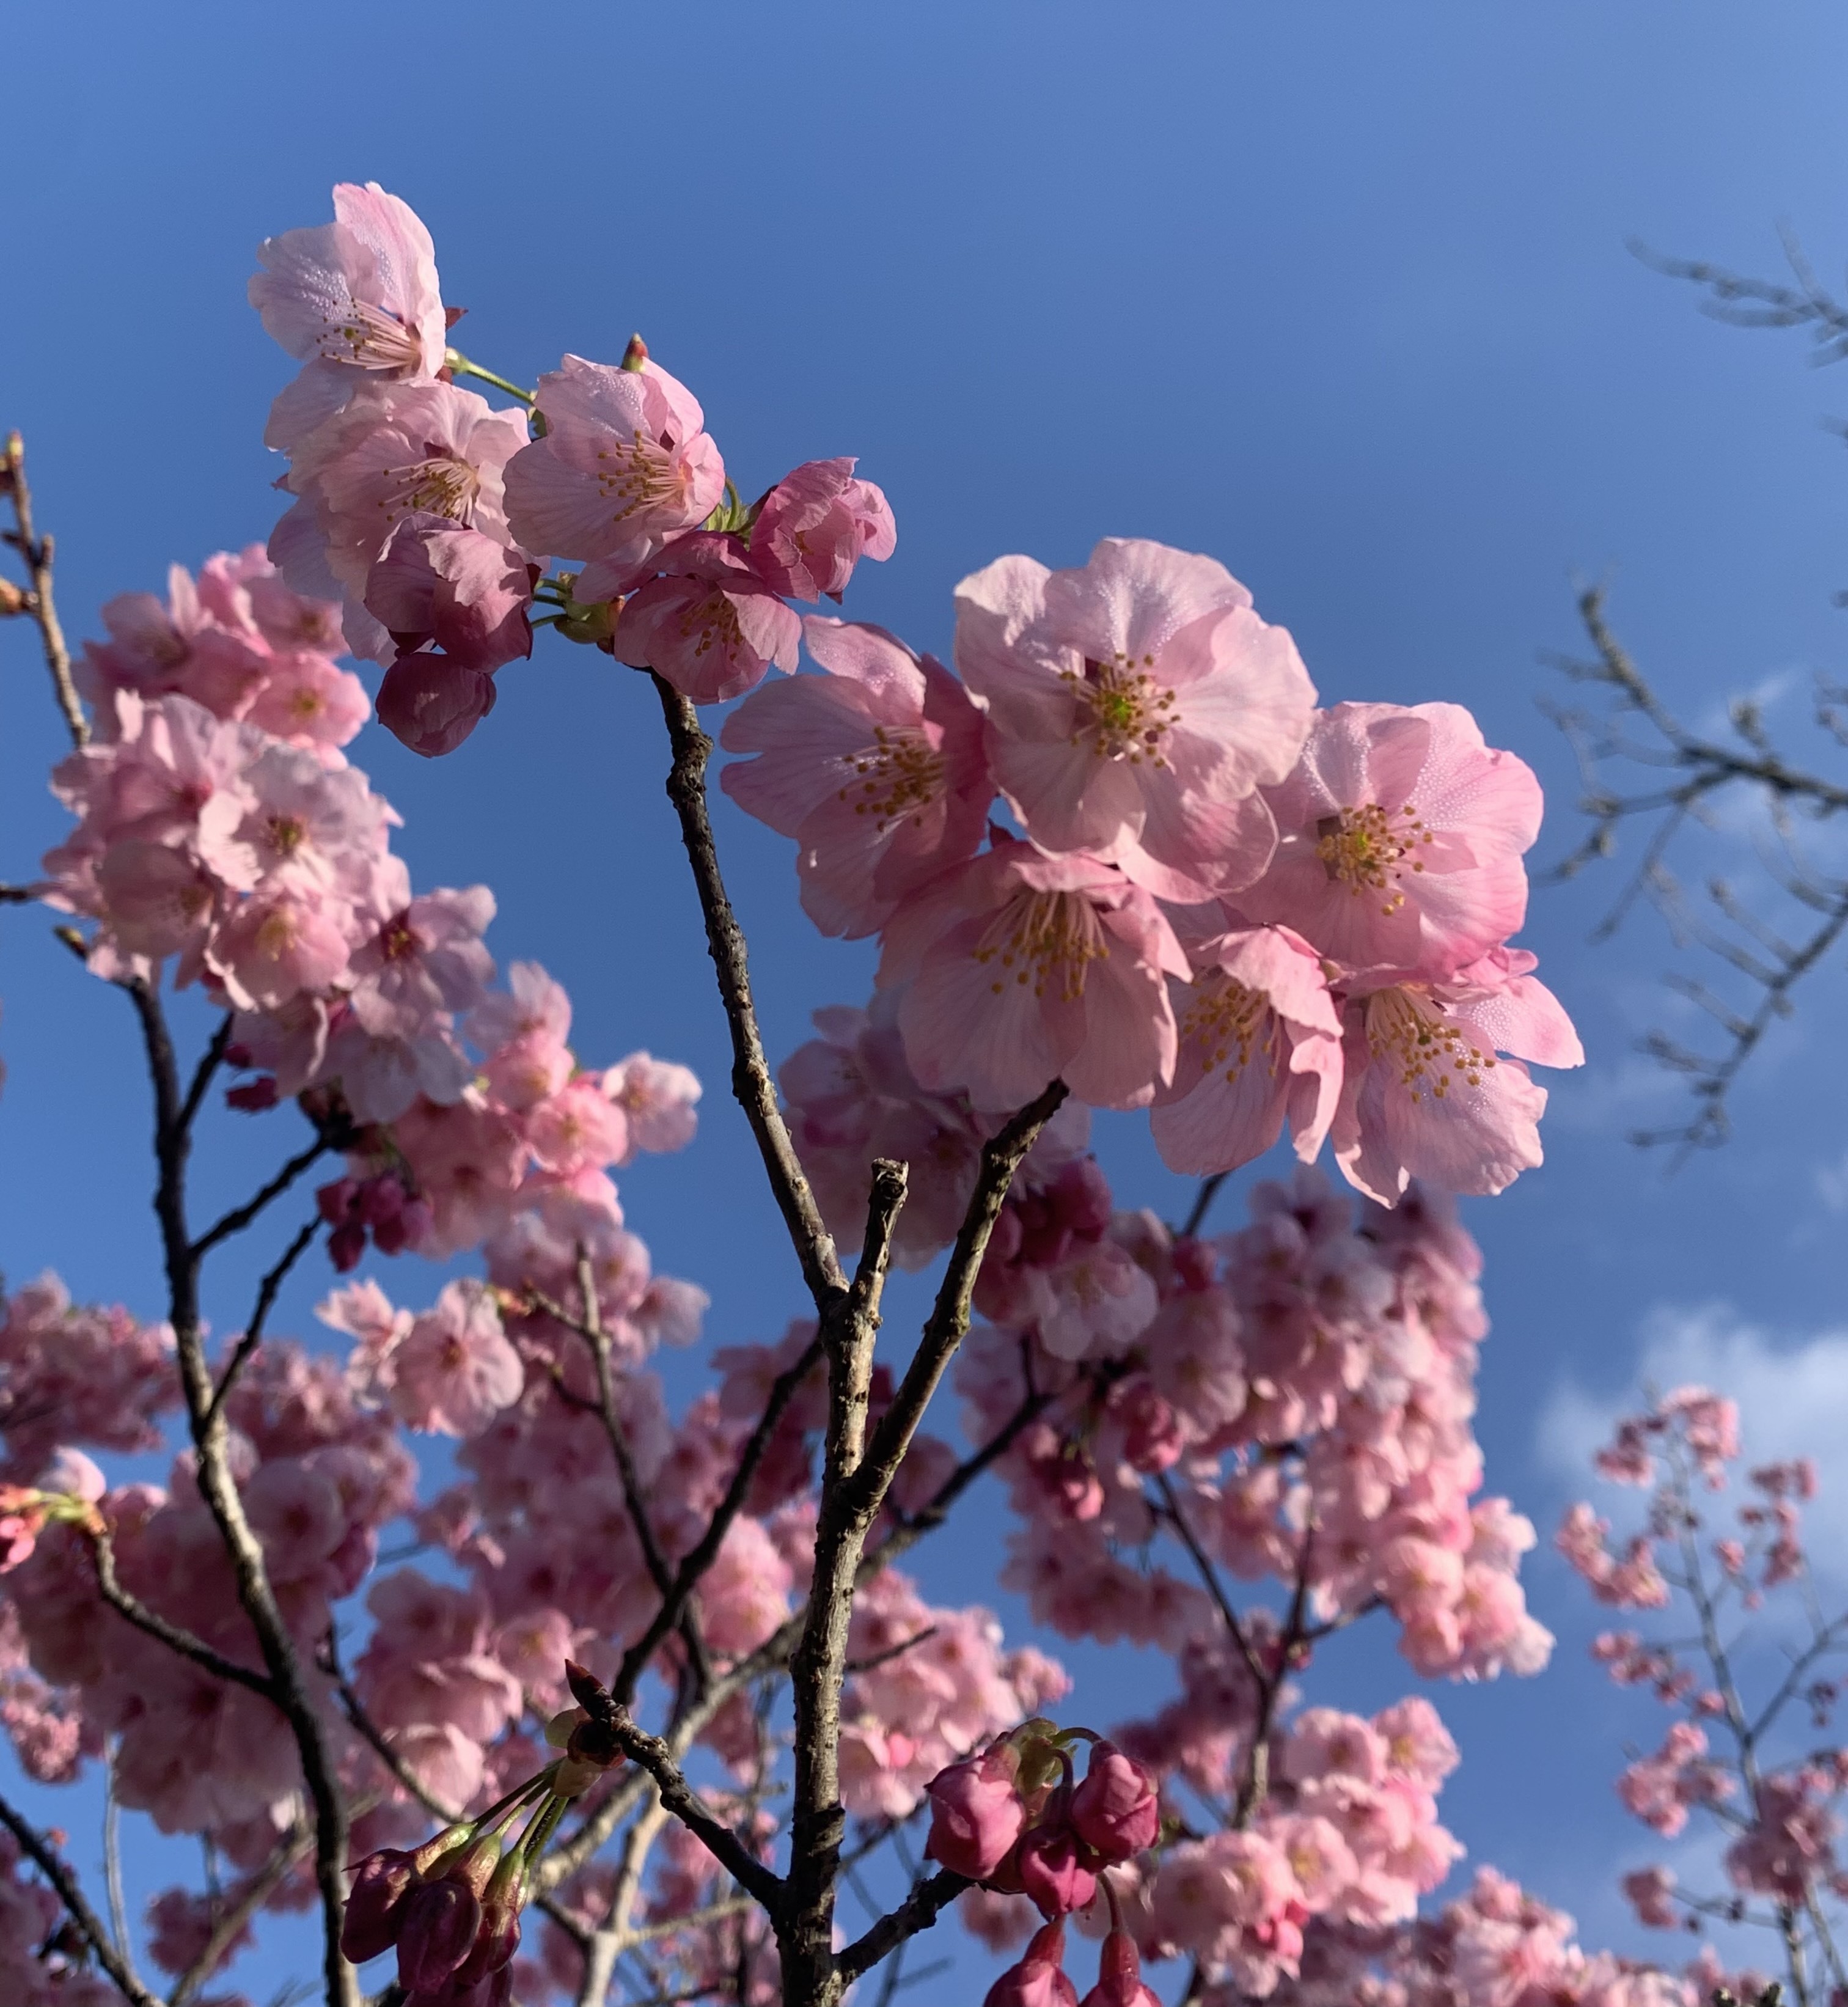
[0,179,1742,2007]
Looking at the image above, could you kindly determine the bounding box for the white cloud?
[1538,1302,1848,1585]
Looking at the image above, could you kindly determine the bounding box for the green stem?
[444,349,535,406]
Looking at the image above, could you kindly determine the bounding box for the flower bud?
[340,1847,417,1963]
[1016,1817,1098,1921]
[1079,1929,1160,2007]
[1069,1744,1159,1862]
[396,1834,501,1994]
[925,1744,1025,1880]
[985,1920,1077,2007]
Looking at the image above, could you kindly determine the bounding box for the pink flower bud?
[925,1744,1027,1880]
[985,1920,1078,2007]
[1079,1930,1160,2007]
[340,1847,417,1963]
[1016,1818,1098,1920]
[376,651,499,758]
[395,1879,482,1994]
[1069,1744,1159,1862]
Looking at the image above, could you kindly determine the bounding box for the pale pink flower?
[205,887,352,1010]
[502,350,727,600]
[616,531,801,704]
[722,615,992,936]
[602,1052,702,1156]
[746,457,896,601]
[1236,702,1543,980]
[347,881,496,1038]
[76,567,268,721]
[1371,1697,1459,1788]
[524,1077,631,1179]
[249,182,447,450]
[1332,947,1583,1205]
[1280,1708,1390,1787]
[388,1280,524,1437]
[955,539,1315,901]
[1151,923,1343,1176]
[697,1516,794,1656]
[244,649,372,752]
[274,381,529,664]
[471,960,573,1052]
[1267,1813,1361,1912]
[879,836,1189,1112]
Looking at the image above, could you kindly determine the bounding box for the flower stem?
[444,350,535,406]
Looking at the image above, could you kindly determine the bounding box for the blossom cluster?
[736,561,1582,1206]
[249,184,894,753]
[40,551,702,1268]
[1556,1389,1848,1991]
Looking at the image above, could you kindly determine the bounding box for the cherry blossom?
[955,538,1314,901]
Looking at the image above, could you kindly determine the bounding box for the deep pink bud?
[341,1847,418,1963]
[329,1220,368,1272]
[396,1879,482,1993]
[376,651,499,758]
[1069,1744,1160,1861]
[1079,1930,1160,2007]
[1016,1819,1098,1920]
[924,1744,1025,1880]
[317,1178,359,1227]
[226,1077,279,1112]
[986,1921,1078,2007]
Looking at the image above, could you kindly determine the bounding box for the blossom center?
[973,889,1109,1002]
[1179,974,1274,1082]
[837,727,945,834]
[1364,990,1495,1103]
[268,814,307,857]
[595,436,685,524]
[1062,653,1177,765]
[318,298,425,373]
[380,447,481,526]
[672,585,743,662]
[1314,803,1433,912]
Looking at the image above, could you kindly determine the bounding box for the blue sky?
[7,0,1848,1990]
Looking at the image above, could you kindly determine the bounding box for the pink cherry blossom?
[502,350,727,601]
[721,615,993,937]
[955,539,1314,901]
[746,458,896,601]
[1331,947,1583,1205]
[375,651,500,757]
[387,1281,524,1437]
[274,381,529,663]
[249,182,447,451]
[1235,702,1543,981]
[616,532,801,705]
[879,837,1190,1112]
[601,1053,702,1158]
[925,1744,1027,1879]
[1151,923,1343,1176]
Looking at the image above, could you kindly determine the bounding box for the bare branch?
[121,977,359,2007]
[834,1868,969,1984]
[191,1133,331,1260]
[82,1519,276,1697]
[1,431,87,748]
[565,1671,783,1913]
[0,1787,158,2007]
[650,671,847,1312]
[207,1214,321,1427]
[169,1818,314,2007]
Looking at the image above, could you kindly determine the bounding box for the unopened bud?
[0,579,26,617]
[619,333,649,373]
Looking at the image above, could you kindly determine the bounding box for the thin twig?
[208,1215,321,1426]
[0,1787,158,2006]
[834,1868,969,1984]
[650,671,847,1313]
[102,1740,136,1987]
[1,432,87,748]
[169,1818,314,2007]
[191,1134,330,1258]
[82,1521,275,1697]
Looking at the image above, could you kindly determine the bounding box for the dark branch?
[834,1868,969,1983]
[0,1788,158,2007]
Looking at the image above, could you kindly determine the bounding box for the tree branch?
[122,977,359,2007]
[1,431,87,749]
[834,1867,969,1984]
[0,1787,158,2007]
[169,1817,314,2007]
[190,1132,330,1259]
[81,1519,275,1697]
[649,671,847,1313]
[207,1213,320,1428]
